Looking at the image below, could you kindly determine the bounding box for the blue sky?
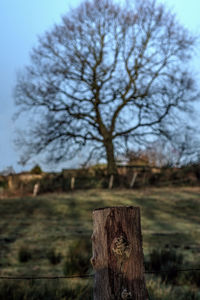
[0,0,200,173]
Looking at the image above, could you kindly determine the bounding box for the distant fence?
[1,164,200,197]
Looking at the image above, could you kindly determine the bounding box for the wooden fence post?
[33,182,40,197]
[8,175,14,190]
[130,171,138,188]
[91,206,148,300]
[108,175,114,189]
[71,176,75,190]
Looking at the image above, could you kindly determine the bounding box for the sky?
[0,0,200,173]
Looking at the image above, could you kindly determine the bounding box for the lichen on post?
[91,206,148,300]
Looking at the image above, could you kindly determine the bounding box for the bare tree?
[14,0,198,175]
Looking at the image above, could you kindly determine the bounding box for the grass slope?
[0,186,200,277]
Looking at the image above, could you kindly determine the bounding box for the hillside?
[1,187,200,275]
[0,187,200,299]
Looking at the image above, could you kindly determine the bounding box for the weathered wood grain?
[92,206,148,300]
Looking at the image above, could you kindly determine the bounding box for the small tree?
[15,0,198,175]
[30,164,42,174]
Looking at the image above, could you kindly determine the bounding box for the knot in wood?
[112,235,131,258]
[90,256,96,267]
[121,289,132,299]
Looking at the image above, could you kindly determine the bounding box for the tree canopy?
[15,0,198,175]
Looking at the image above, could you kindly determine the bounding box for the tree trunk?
[91,207,148,300]
[104,139,118,176]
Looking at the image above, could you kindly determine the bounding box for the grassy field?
[0,187,200,298]
[1,186,200,274]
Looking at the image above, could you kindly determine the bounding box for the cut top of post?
[93,206,140,211]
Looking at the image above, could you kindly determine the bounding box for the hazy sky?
[0,0,200,173]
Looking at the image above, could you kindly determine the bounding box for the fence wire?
[0,268,200,280]
[0,274,93,280]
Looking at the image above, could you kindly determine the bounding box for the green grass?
[0,187,200,298]
[0,187,200,276]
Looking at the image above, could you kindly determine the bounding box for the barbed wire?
[145,268,200,274]
[0,274,93,280]
[1,268,200,280]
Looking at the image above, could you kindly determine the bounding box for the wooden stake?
[130,171,138,188]
[8,175,14,190]
[108,175,114,189]
[91,206,148,300]
[71,176,75,190]
[33,182,40,197]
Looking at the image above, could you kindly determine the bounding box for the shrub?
[182,267,200,288]
[47,248,62,265]
[147,277,200,300]
[18,246,32,263]
[39,174,65,193]
[0,280,93,300]
[145,248,183,284]
[63,238,91,276]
